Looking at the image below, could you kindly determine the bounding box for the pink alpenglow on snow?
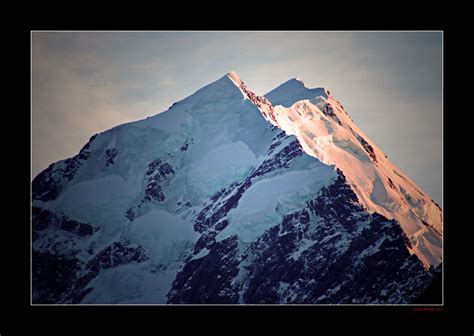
[227,71,442,268]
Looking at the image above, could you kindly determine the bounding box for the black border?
[4,24,466,334]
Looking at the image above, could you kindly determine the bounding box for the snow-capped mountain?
[32,71,442,304]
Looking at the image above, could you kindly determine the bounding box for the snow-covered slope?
[32,71,442,304]
[262,78,442,267]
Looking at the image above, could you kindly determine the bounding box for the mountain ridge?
[225,71,441,267]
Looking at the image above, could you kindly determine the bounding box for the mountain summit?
[32,71,442,304]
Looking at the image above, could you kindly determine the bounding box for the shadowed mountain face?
[32,72,441,304]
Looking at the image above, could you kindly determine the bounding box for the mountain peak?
[265,78,329,107]
[227,70,243,86]
[290,77,307,87]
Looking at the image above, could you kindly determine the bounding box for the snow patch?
[130,209,198,264]
[216,165,336,243]
[82,262,182,304]
[191,247,210,260]
[188,141,257,196]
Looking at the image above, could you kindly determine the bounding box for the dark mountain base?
[411,267,442,304]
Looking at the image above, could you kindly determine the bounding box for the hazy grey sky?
[32,31,442,204]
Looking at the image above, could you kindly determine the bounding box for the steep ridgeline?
[32,71,441,304]
[263,77,442,268]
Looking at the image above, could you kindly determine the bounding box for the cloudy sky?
[32,31,442,204]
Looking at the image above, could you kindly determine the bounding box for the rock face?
[31,72,441,304]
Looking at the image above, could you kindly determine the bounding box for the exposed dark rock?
[145,181,165,202]
[168,236,240,304]
[105,148,118,166]
[146,159,174,177]
[32,206,94,240]
[32,134,97,201]
[125,207,136,221]
[276,131,287,139]
[33,241,148,304]
[356,135,378,163]
[322,104,342,125]
[421,220,442,236]
[180,138,194,152]
[32,165,63,202]
[411,264,442,304]
[32,206,59,233]
[61,218,94,237]
[62,157,81,181]
[144,159,175,202]
[193,231,218,253]
[32,250,81,304]
[239,81,278,124]
[431,199,442,211]
[86,242,148,274]
[267,132,289,155]
[250,140,303,179]
[169,102,178,109]
[388,177,396,190]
